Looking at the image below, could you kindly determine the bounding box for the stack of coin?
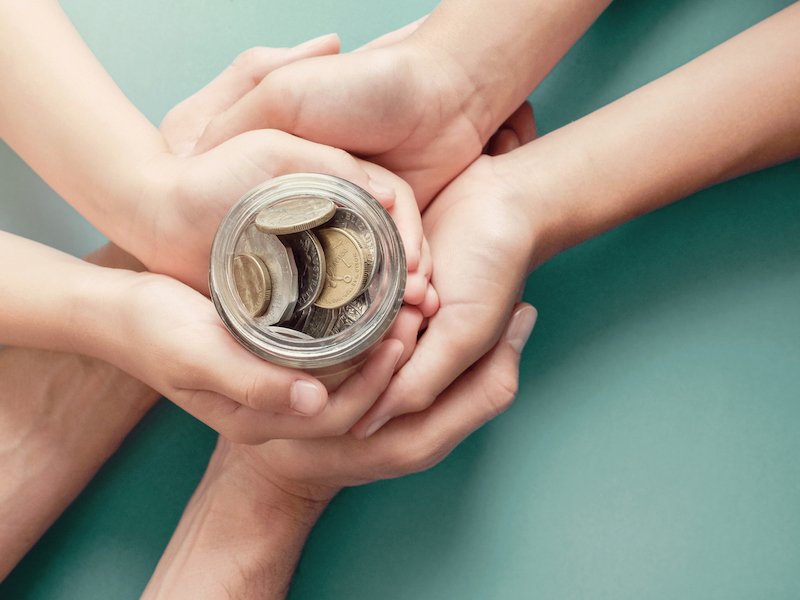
[231,196,379,341]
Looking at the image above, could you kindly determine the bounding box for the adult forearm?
[0,348,159,579]
[410,0,613,137]
[504,2,800,265]
[142,441,330,600]
[0,242,159,579]
[0,0,167,250]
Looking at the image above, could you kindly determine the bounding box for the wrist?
[116,149,178,271]
[492,134,600,270]
[144,439,332,600]
[217,438,339,512]
[398,35,508,144]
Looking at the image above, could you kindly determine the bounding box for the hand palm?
[346,156,535,437]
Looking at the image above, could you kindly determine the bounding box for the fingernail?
[293,33,337,51]
[506,306,537,355]
[290,380,324,415]
[367,178,395,200]
[364,415,391,439]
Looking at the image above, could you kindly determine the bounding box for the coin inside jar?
[232,253,272,317]
[209,174,408,370]
[280,230,326,312]
[235,224,299,325]
[325,207,378,288]
[255,196,336,235]
[315,227,366,309]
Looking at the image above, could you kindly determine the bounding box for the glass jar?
[209,174,406,386]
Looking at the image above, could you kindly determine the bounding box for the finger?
[198,130,380,203]
[350,296,517,439]
[353,16,428,51]
[179,339,329,420]
[255,339,404,440]
[83,242,146,271]
[361,304,537,477]
[504,101,537,145]
[384,305,424,370]
[358,161,421,269]
[486,128,522,156]
[161,36,340,155]
[418,281,440,318]
[401,233,431,305]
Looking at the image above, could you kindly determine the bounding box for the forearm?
[143,440,330,600]
[502,2,800,266]
[0,347,159,579]
[0,231,138,356]
[0,244,157,578]
[0,0,167,251]
[409,0,612,137]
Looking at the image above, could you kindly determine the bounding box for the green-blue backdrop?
[1,0,799,597]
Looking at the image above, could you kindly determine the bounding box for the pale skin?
[139,6,800,593]
[4,3,800,596]
[348,1,800,438]
[0,0,436,442]
[140,302,536,600]
[193,0,614,206]
[0,244,535,586]
[196,0,800,439]
[0,244,162,581]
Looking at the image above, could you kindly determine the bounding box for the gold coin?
[233,253,272,317]
[314,228,366,309]
[254,197,336,235]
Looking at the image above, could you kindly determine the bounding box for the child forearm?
[0,0,167,254]
[500,2,800,266]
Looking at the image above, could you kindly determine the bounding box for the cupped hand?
[104,269,405,445]
[190,28,492,208]
[214,302,537,501]
[346,103,539,438]
[133,41,432,307]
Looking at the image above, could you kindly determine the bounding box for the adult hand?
[142,304,534,599]
[135,42,432,305]
[190,27,492,208]
[232,302,536,499]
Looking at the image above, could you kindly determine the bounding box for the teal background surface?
[2,0,800,597]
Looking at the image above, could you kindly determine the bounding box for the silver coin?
[324,207,378,289]
[279,230,326,312]
[328,291,371,336]
[302,305,340,339]
[279,304,310,330]
[266,326,315,341]
[255,197,336,235]
[235,224,298,326]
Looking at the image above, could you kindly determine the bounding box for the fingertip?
[505,303,537,355]
[289,379,328,416]
[489,128,522,156]
[292,33,341,56]
[405,241,421,272]
[367,178,397,205]
[385,305,423,370]
[418,283,440,318]
[402,273,428,305]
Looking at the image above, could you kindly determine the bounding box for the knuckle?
[403,438,446,474]
[484,368,519,417]
[329,147,358,171]
[320,417,353,439]
[232,46,279,80]
[239,374,266,410]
